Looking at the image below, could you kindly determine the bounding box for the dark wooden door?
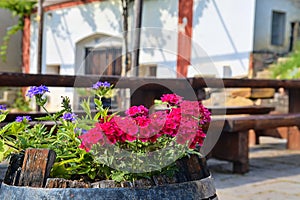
[85,47,122,75]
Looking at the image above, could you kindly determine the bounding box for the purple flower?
[62,112,77,122]
[15,116,32,122]
[0,104,7,111]
[26,85,50,98]
[92,81,111,90]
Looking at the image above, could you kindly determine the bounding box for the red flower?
[161,94,183,106]
[134,116,150,127]
[126,105,149,118]
[79,93,211,152]
[113,116,138,136]
[78,126,105,152]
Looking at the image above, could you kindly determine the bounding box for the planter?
[0,149,218,200]
[0,175,217,200]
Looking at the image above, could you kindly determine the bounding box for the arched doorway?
[75,33,123,76]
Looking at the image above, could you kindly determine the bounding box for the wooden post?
[121,0,130,73]
[17,148,56,187]
[288,88,300,113]
[3,153,24,185]
[37,0,44,74]
[132,0,143,77]
[176,0,193,77]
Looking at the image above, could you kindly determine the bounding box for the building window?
[271,11,286,46]
[85,47,122,75]
[149,66,157,77]
[46,65,60,74]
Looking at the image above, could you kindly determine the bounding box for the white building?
[22,0,300,110]
[253,0,300,74]
[26,0,256,79]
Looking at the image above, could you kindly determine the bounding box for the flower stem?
[41,105,58,126]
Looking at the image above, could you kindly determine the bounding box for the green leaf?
[35,116,53,121]
[111,171,126,182]
[80,98,92,119]
[0,114,7,122]
[94,98,102,107]
[0,140,4,152]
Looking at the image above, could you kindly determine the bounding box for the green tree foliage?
[0,0,37,62]
[271,42,300,79]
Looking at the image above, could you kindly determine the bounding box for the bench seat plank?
[208,106,275,115]
[222,113,300,132]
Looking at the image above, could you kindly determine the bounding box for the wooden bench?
[210,113,300,174]
[208,105,275,115]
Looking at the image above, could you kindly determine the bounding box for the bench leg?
[211,131,249,174]
[249,130,260,146]
[287,126,300,150]
[233,131,249,174]
[233,160,249,174]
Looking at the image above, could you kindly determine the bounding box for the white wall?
[30,0,256,79]
[30,0,123,75]
[0,9,22,72]
[30,1,124,111]
[139,0,178,78]
[192,0,256,78]
[254,0,300,53]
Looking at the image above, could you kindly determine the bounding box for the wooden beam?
[3,72,300,90]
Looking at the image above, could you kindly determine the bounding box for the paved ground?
[207,137,300,200]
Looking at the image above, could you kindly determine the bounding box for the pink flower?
[78,126,105,152]
[161,94,183,106]
[79,142,90,152]
[180,100,199,116]
[113,116,138,136]
[198,102,211,125]
[122,133,136,142]
[189,128,206,149]
[134,116,150,127]
[126,105,149,117]
[79,93,211,153]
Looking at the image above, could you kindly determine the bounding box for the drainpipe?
[37,0,44,74]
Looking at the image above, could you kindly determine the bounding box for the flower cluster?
[62,112,77,122]
[0,104,7,111]
[26,85,49,98]
[15,116,31,122]
[161,93,183,106]
[0,85,88,180]
[79,93,211,152]
[92,81,110,89]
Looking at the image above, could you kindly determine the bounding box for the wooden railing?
[1,72,300,113]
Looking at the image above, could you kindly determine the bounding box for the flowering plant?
[0,82,211,183]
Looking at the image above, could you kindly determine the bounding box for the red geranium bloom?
[161,94,183,106]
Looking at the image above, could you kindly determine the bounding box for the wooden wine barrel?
[0,175,217,200]
[0,149,218,200]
